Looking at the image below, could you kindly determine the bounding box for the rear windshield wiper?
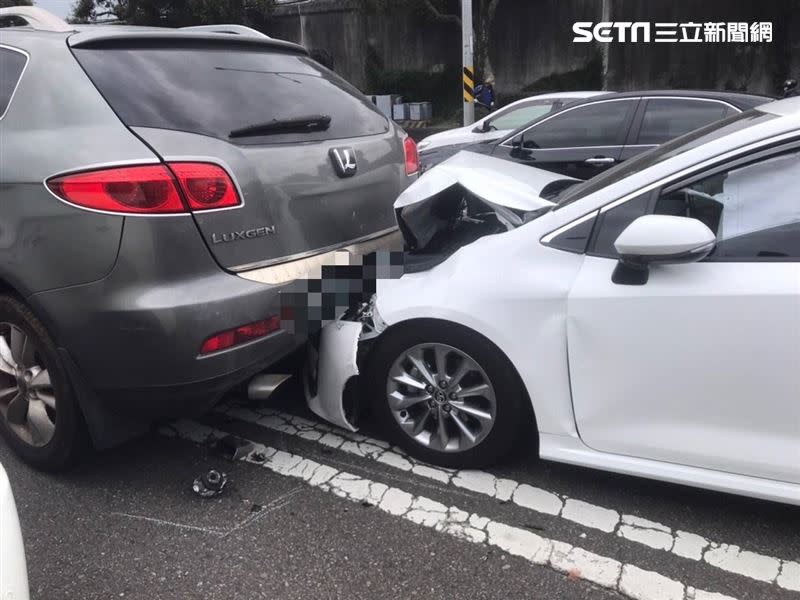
[229,115,331,138]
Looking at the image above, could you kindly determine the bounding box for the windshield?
[487,99,565,130]
[554,109,778,208]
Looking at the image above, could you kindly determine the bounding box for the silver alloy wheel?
[386,343,496,453]
[0,323,57,447]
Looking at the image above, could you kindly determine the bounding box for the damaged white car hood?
[395,150,577,212]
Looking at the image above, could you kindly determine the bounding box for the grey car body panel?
[132,126,407,271]
[0,31,156,294]
[1,27,410,449]
[29,215,298,391]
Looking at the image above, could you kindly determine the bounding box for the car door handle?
[584,157,616,166]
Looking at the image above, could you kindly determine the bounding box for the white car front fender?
[0,463,29,600]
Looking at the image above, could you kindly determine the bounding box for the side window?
[0,47,27,119]
[489,101,560,130]
[655,150,800,260]
[636,99,730,146]
[546,211,598,254]
[588,193,651,258]
[0,16,29,28]
[523,100,635,149]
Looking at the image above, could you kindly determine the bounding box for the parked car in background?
[429,90,773,179]
[0,8,416,470]
[313,97,800,506]
[417,91,605,170]
[0,462,29,600]
[479,90,774,179]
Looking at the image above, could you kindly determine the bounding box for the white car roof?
[500,91,607,108]
[758,95,800,117]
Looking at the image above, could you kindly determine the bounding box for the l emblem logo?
[330,147,358,178]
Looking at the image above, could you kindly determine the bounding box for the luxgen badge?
[211,225,277,245]
[573,21,773,44]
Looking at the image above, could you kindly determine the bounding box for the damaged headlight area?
[396,185,535,272]
[394,151,578,272]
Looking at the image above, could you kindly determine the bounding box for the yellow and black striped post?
[463,66,475,104]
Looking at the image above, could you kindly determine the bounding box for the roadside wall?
[264,0,796,108]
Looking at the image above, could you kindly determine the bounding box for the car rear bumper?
[28,217,304,413]
[27,219,402,420]
[31,268,301,415]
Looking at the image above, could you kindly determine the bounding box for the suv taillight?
[404,136,420,175]
[170,163,240,211]
[46,162,241,215]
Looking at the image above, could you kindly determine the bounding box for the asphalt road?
[2,381,799,600]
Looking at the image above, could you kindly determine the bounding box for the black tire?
[364,320,529,469]
[0,295,88,471]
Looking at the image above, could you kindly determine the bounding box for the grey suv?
[0,19,417,469]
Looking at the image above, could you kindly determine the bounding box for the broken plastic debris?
[192,469,228,498]
[215,434,255,461]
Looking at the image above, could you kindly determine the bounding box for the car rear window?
[73,44,389,144]
[0,47,28,119]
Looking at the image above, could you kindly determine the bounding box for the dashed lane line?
[215,404,800,594]
[163,419,738,600]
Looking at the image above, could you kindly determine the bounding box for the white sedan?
[416,91,605,153]
[1,462,29,600]
[308,96,800,506]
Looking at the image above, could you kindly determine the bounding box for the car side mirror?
[510,133,528,158]
[472,125,485,134]
[612,215,716,285]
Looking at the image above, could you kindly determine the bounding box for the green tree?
[0,0,33,7]
[69,0,273,27]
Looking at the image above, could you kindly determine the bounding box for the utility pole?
[600,0,611,90]
[461,0,475,126]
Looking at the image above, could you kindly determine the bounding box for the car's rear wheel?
[0,295,87,471]
[365,321,528,469]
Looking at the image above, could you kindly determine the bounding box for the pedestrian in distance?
[474,76,497,115]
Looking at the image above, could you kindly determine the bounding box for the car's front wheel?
[0,295,87,471]
[365,321,528,469]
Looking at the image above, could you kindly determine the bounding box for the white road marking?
[163,419,737,600]
[561,499,619,533]
[216,404,800,592]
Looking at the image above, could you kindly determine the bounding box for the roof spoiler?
[0,6,74,32]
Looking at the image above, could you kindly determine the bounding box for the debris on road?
[215,434,255,462]
[192,470,229,498]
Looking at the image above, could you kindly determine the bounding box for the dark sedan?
[421,90,773,179]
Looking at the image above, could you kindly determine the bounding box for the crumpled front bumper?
[303,320,363,432]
